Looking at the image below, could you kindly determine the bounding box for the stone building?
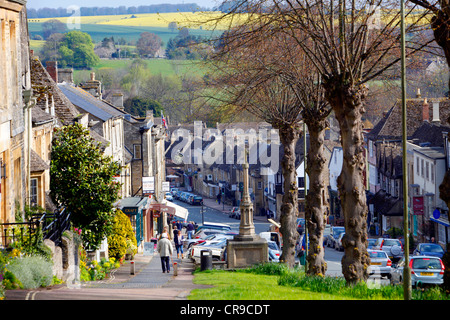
[0,0,32,229]
[122,110,168,240]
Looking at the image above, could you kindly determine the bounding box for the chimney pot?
[422,98,429,122]
[416,88,421,98]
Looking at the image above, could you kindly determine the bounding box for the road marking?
[25,291,38,300]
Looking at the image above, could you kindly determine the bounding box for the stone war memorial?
[227,152,268,268]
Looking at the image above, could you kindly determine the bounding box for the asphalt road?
[173,199,272,235]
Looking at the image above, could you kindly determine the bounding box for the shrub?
[107,210,137,260]
[6,255,53,289]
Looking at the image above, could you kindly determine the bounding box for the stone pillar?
[226,152,268,268]
[235,159,256,240]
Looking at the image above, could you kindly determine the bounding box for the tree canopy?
[41,30,99,69]
[50,124,122,250]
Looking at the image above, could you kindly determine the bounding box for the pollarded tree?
[50,123,122,250]
[269,0,431,283]
[205,26,332,268]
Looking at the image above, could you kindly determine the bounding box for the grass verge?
[189,262,450,300]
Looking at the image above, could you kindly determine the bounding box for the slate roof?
[410,121,450,148]
[58,83,127,122]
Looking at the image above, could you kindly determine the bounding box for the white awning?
[163,200,189,220]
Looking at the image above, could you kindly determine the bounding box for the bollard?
[173,262,178,276]
[130,261,135,275]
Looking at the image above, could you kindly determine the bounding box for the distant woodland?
[27,3,212,18]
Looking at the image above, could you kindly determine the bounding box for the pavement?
[4,195,268,301]
[4,250,211,300]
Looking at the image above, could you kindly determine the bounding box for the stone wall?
[44,231,80,287]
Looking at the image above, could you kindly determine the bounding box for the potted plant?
[125,239,137,260]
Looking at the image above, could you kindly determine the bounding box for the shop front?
[146,200,189,239]
[118,197,148,247]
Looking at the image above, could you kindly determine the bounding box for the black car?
[192,196,203,205]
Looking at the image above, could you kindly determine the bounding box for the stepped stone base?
[226,237,268,269]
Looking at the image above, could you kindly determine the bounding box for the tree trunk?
[304,114,329,276]
[324,79,370,284]
[278,124,301,268]
[430,9,450,91]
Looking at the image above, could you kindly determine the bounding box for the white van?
[259,232,281,249]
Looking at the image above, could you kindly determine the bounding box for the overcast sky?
[26,0,219,9]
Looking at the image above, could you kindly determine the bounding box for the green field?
[28,22,221,45]
[70,58,208,86]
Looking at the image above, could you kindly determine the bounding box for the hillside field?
[27,12,238,45]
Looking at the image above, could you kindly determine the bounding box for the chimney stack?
[112,93,124,110]
[46,61,58,83]
[58,68,74,84]
[81,72,102,99]
[432,101,440,123]
[422,98,429,122]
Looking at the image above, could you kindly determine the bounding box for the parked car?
[375,238,404,262]
[367,238,377,249]
[259,232,282,250]
[196,222,231,232]
[267,240,281,260]
[188,234,235,256]
[192,196,203,205]
[326,226,345,248]
[229,207,240,218]
[189,239,228,263]
[335,232,345,251]
[183,229,230,249]
[296,218,305,235]
[170,188,179,195]
[368,250,392,279]
[390,256,444,287]
[413,243,445,259]
[323,224,331,245]
[165,192,173,201]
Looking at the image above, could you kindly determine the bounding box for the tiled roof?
[30,149,49,173]
[368,98,450,141]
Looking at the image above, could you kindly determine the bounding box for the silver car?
[368,250,392,279]
[375,238,404,261]
[390,256,444,287]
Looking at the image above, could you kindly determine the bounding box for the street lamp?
[400,0,412,300]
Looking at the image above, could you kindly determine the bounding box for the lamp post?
[303,121,308,272]
[400,0,412,300]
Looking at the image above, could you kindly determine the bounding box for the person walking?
[186,221,195,239]
[157,233,173,273]
[174,229,184,259]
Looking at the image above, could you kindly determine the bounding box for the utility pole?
[400,0,412,300]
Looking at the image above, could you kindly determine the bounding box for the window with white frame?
[30,178,38,207]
